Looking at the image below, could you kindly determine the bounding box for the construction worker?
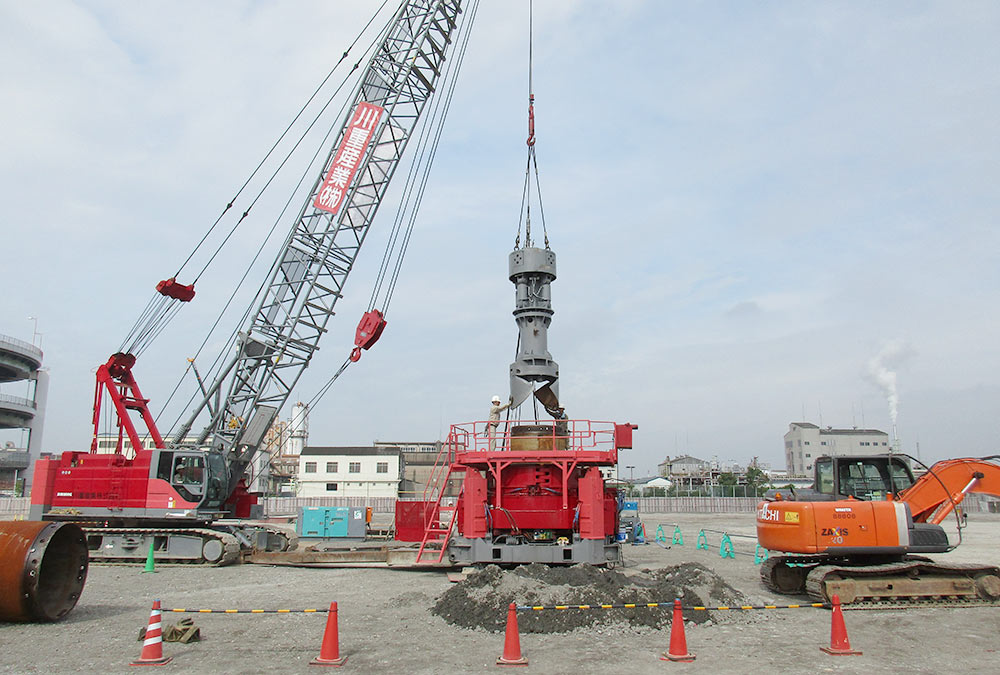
[488,394,512,451]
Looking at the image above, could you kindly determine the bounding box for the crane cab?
[153,449,229,512]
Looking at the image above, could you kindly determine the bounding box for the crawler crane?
[29,0,475,564]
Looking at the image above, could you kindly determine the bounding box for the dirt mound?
[433,562,748,633]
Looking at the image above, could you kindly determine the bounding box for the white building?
[631,476,673,496]
[298,446,402,498]
[784,422,891,476]
[659,455,711,476]
[374,440,441,454]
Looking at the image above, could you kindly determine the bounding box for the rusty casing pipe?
[0,521,89,622]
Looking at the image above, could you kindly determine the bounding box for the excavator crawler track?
[760,555,826,595]
[804,559,1000,608]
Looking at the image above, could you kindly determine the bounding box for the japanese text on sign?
[313,102,385,215]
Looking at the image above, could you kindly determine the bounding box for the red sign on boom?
[313,101,385,215]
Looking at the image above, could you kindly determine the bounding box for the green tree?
[718,471,738,486]
[745,464,770,497]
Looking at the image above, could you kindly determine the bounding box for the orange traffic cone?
[131,599,172,666]
[311,601,347,666]
[496,603,528,666]
[820,594,862,655]
[660,598,696,662]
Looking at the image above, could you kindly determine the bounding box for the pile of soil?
[433,562,748,633]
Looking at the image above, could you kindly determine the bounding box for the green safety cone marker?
[754,544,768,565]
[142,541,157,573]
[696,529,709,550]
[655,524,667,544]
[719,534,735,559]
[672,525,683,546]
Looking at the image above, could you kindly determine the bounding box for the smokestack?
[866,339,911,450]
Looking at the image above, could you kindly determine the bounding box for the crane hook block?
[351,310,387,362]
[156,277,196,302]
[526,97,536,147]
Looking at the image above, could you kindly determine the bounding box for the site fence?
[2,494,996,520]
[262,497,765,515]
[0,497,29,515]
[262,496,397,515]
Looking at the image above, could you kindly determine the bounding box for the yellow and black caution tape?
[164,608,328,614]
[517,602,828,612]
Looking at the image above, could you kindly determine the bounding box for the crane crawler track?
[82,527,242,566]
[804,559,1000,607]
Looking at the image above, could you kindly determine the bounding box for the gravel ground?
[2,512,999,674]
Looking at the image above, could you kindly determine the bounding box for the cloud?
[2,1,999,472]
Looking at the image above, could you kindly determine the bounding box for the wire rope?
[156,9,400,440]
[118,1,394,363]
[515,0,548,250]
[304,0,482,412]
[382,0,482,309]
[173,0,392,281]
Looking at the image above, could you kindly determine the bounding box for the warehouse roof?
[301,446,401,457]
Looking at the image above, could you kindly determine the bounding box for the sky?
[1,1,999,478]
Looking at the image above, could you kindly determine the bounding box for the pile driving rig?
[29,0,474,564]
[406,217,637,565]
[401,25,640,566]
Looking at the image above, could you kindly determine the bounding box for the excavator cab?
[767,454,917,502]
[815,455,916,500]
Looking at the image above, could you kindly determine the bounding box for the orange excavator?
[756,454,1000,605]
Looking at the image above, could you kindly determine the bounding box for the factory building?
[297,446,402,498]
[658,455,711,477]
[784,422,890,476]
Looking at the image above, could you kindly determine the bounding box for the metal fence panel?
[4,493,991,520]
[0,497,29,515]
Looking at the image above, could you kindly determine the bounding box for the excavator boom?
[898,458,1000,523]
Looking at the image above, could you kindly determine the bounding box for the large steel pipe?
[0,521,88,622]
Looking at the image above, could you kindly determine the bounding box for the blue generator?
[297,506,366,538]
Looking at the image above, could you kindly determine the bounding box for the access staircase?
[414,431,468,564]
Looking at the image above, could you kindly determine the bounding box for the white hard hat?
[492,395,501,403]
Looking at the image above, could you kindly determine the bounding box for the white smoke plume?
[865,339,912,429]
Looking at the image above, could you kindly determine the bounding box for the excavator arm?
[899,457,1000,524]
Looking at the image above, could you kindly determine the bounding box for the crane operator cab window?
[169,455,206,503]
